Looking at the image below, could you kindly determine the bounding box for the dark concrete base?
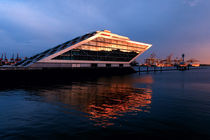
[0,67,135,86]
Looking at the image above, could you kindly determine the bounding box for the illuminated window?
[53,37,140,62]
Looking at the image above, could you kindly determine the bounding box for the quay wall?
[0,67,136,84]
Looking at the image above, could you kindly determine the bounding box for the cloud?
[0,0,112,56]
[0,2,64,37]
[184,0,201,7]
[0,1,111,38]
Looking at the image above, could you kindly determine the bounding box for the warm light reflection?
[87,88,152,127]
[39,76,153,127]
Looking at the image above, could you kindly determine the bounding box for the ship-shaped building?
[15,30,152,69]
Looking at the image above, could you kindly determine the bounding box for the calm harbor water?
[1,67,210,139]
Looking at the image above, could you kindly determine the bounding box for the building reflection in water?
[38,75,153,127]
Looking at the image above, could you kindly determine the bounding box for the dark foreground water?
[1,67,210,140]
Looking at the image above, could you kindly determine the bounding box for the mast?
[0,54,3,61]
[15,53,21,62]
[0,54,2,65]
[10,53,14,63]
[4,53,8,62]
[182,54,185,62]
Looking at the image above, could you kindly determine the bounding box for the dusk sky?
[0,0,210,63]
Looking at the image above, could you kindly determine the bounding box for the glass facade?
[53,37,146,62]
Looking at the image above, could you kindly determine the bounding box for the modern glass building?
[15,30,152,69]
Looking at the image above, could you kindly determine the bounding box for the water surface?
[0,67,210,139]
